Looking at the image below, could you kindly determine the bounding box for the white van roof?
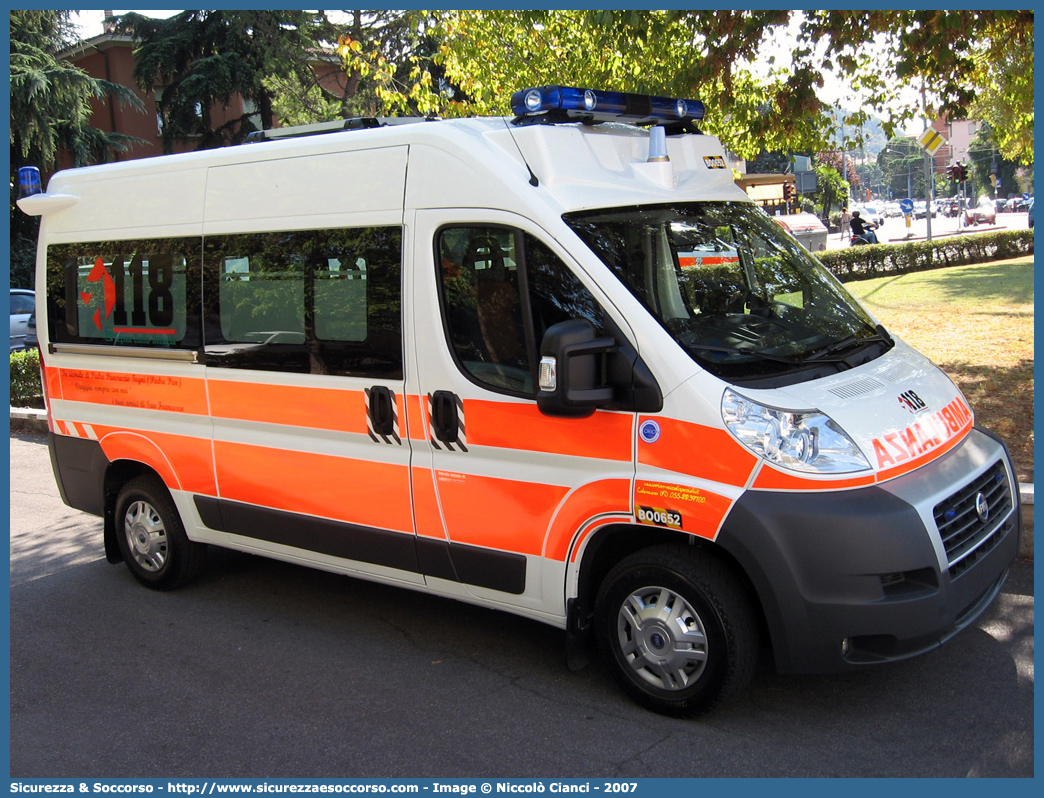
[26,115,748,240]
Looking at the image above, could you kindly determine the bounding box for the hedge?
[817,228,1034,282]
[10,347,44,408]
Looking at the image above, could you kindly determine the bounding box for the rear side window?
[202,227,403,378]
[45,238,201,349]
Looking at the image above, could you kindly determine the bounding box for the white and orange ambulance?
[18,86,1020,716]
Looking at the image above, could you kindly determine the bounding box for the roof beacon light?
[634,125,674,189]
[511,85,704,127]
[18,166,42,199]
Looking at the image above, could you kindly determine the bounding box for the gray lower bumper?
[717,428,1021,673]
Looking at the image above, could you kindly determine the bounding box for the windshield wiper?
[804,324,893,362]
[687,342,801,364]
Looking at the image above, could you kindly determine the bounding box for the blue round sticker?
[639,420,661,444]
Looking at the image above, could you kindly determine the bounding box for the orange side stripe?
[209,380,369,434]
[405,393,428,441]
[466,400,632,461]
[214,441,413,535]
[434,471,568,556]
[56,368,209,415]
[411,466,446,539]
[634,480,734,539]
[43,365,64,401]
[638,417,757,486]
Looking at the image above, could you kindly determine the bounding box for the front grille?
[933,461,1013,577]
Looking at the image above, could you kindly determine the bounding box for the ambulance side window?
[437,226,604,396]
[45,237,201,349]
[203,227,402,378]
[523,232,605,340]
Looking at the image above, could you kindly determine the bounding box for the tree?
[115,11,330,151]
[262,10,447,126]
[747,151,791,175]
[966,125,1024,199]
[812,164,849,221]
[10,10,144,288]
[425,10,1033,161]
[10,10,143,170]
[967,15,1034,163]
[877,138,925,200]
[327,10,445,118]
[816,150,860,191]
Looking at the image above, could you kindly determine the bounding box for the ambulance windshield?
[563,202,891,382]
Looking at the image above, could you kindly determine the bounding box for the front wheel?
[595,545,759,717]
[115,475,206,590]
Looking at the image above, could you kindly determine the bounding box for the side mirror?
[536,319,615,418]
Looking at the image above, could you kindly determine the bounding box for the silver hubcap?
[617,585,708,691]
[124,499,168,573]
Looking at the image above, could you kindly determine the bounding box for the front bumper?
[717,427,1020,673]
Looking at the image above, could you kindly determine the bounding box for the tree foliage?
[965,126,1026,200]
[967,17,1034,163]
[115,10,329,151]
[10,9,143,170]
[423,10,1033,163]
[813,164,849,221]
[10,10,145,289]
[326,10,443,118]
[876,138,927,200]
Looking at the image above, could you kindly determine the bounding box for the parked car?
[25,312,37,349]
[913,200,935,219]
[10,288,35,351]
[965,197,997,226]
[855,203,884,227]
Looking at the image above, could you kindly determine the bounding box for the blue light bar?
[511,85,704,126]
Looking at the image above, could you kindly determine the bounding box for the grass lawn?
[845,256,1034,483]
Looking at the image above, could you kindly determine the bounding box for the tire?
[114,475,206,591]
[594,544,759,717]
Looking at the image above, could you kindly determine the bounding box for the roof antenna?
[503,119,540,187]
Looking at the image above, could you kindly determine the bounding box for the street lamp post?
[924,152,933,240]
[883,147,913,201]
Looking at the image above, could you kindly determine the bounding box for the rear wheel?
[115,475,205,590]
[595,544,759,717]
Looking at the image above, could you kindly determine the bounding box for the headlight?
[721,389,871,474]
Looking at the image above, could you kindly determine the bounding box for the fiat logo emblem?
[975,492,990,523]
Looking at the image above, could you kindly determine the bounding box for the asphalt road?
[9,430,1034,778]
[823,209,1031,251]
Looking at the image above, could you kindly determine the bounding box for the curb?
[9,406,1034,559]
[10,407,49,432]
